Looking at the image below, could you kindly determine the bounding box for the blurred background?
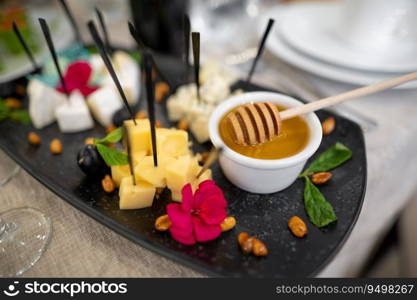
[1,0,416,277]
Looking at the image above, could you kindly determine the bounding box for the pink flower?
[56,61,98,97]
[167,180,227,245]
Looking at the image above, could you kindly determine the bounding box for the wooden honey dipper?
[227,71,417,145]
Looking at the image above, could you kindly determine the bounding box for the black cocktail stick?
[95,7,112,55]
[143,52,158,167]
[57,0,83,45]
[245,18,275,85]
[123,125,136,185]
[183,14,191,69]
[191,32,201,101]
[127,21,173,90]
[87,21,136,125]
[12,21,39,72]
[38,18,69,96]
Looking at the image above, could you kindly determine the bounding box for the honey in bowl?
[219,104,310,160]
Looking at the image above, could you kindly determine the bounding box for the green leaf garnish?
[95,127,123,145]
[96,144,128,166]
[300,142,352,177]
[0,99,31,124]
[303,176,337,227]
[9,110,31,124]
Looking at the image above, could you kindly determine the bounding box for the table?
[2,2,417,277]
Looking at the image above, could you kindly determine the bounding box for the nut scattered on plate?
[102,175,115,193]
[288,216,308,238]
[50,139,62,155]
[28,132,41,145]
[237,232,268,256]
[322,117,336,135]
[311,172,332,185]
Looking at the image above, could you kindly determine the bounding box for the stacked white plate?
[263,2,417,89]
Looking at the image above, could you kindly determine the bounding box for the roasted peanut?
[4,97,22,109]
[311,172,332,185]
[102,175,115,193]
[288,216,308,238]
[221,216,236,232]
[28,132,41,145]
[105,125,117,133]
[252,238,268,256]
[177,119,189,131]
[84,137,95,145]
[135,110,147,119]
[155,214,172,231]
[155,120,163,128]
[322,117,336,135]
[50,139,62,154]
[155,82,170,103]
[238,232,253,254]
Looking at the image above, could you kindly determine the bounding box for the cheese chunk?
[119,176,155,210]
[165,155,196,200]
[87,86,123,126]
[124,119,151,153]
[28,79,66,129]
[132,150,147,165]
[111,164,130,187]
[190,115,210,144]
[154,128,189,158]
[55,90,94,133]
[134,155,175,188]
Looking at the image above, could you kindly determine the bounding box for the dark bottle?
[130,0,188,57]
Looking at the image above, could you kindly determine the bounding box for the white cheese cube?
[87,86,123,126]
[190,115,210,144]
[28,79,66,129]
[55,90,94,133]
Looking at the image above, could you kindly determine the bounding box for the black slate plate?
[0,54,366,277]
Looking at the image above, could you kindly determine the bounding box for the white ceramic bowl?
[209,92,322,194]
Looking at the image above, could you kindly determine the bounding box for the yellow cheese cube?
[171,190,182,202]
[111,164,131,187]
[134,155,174,188]
[132,150,146,165]
[119,176,156,210]
[191,167,213,192]
[124,119,151,153]
[166,155,195,197]
[153,128,189,158]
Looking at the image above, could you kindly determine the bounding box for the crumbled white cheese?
[28,79,66,129]
[55,90,94,132]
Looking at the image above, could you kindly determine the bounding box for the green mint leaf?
[301,142,352,177]
[303,177,337,227]
[96,127,123,145]
[9,110,31,124]
[96,144,128,166]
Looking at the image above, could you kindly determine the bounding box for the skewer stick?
[57,0,83,45]
[280,71,417,120]
[245,18,275,85]
[123,125,136,185]
[191,32,201,101]
[127,22,173,90]
[12,21,39,71]
[143,52,158,167]
[197,148,220,179]
[87,21,136,125]
[38,18,69,96]
[95,7,112,55]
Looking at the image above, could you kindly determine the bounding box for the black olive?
[77,144,109,177]
[112,108,131,127]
